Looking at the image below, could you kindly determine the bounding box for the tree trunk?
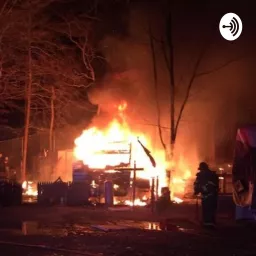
[49,85,55,177]
[166,10,176,190]
[49,86,55,151]
[167,11,176,159]
[148,21,166,152]
[22,8,32,182]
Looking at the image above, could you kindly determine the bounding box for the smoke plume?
[87,1,253,178]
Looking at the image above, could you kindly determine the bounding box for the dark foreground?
[0,198,255,256]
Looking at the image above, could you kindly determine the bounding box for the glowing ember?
[173,197,183,204]
[91,180,97,188]
[113,184,119,189]
[124,199,147,206]
[22,181,38,196]
[113,197,147,206]
[142,195,147,200]
[22,181,27,190]
[117,101,127,112]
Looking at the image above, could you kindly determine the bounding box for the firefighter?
[194,162,219,227]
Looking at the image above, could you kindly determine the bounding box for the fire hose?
[0,240,102,256]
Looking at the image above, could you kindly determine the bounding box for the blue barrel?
[104,180,114,206]
[73,170,87,182]
[72,161,87,183]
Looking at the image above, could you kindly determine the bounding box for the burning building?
[72,102,165,205]
[71,101,193,204]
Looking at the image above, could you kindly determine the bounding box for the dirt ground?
[0,197,255,256]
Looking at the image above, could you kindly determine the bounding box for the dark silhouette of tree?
[147,2,243,187]
[0,0,99,180]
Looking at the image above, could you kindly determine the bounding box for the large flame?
[74,119,167,188]
[74,101,193,199]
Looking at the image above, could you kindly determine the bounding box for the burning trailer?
[71,139,162,207]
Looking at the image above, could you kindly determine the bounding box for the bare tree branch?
[148,21,166,151]
[61,16,96,82]
[196,57,243,77]
[174,47,207,138]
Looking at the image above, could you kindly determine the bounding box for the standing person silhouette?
[194,162,219,227]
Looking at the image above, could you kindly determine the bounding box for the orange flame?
[22,181,38,196]
[74,101,193,199]
[118,101,127,112]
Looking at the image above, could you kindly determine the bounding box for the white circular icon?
[219,13,242,41]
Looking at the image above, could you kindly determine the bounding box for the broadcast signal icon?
[219,13,242,41]
[223,17,239,36]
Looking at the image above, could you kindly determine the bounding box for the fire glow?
[22,181,38,197]
[74,119,167,191]
[73,101,192,202]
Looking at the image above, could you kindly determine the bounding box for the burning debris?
[22,181,38,197]
[73,101,194,204]
[173,197,183,204]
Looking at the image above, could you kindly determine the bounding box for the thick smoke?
[87,1,252,179]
